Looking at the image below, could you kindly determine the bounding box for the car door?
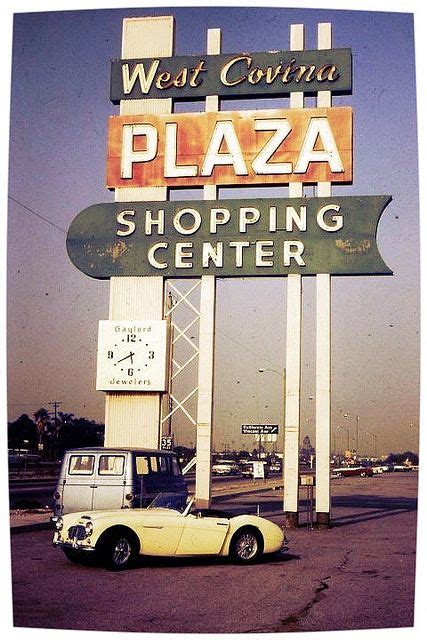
[175,513,230,555]
[136,511,185,556]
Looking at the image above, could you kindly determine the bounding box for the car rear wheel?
[230,528,263,564]
[103,533,137,571]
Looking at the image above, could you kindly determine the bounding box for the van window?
[136,456,150,475]
[135,454,180,476]
[68,455,94,475]
[159,456,169,474]
[171,457,180,476]
[98,455,125,476]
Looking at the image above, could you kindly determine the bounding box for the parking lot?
[8,472,419,634]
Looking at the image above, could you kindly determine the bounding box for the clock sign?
[96,320,169,391]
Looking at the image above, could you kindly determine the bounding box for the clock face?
[96,320,168,391]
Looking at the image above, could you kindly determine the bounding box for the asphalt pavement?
[7,472,421,634]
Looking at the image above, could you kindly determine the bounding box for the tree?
[58,412,75,428]
[57,417,104,455]
[33,407,52,438]
[8,414,38,450]
[386,451,418,466]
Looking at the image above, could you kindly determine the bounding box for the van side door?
[92,454,128,510]
[62,453,96,513]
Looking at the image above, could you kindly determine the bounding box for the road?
[9,473,418,633]
[8,473,285,509]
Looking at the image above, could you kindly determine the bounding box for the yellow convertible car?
[52,492,287,570]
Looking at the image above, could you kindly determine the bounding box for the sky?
[3,0,422,457]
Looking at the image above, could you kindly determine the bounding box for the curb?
[213,482,283,501]
[10,521,52,535]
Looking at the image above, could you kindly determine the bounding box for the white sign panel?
[252,461,265,479]
[96,320,168,391]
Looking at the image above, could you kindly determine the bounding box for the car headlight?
[53,516,63,531]
[84,521,93,537]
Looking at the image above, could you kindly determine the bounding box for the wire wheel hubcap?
[112,537,131,565]
[236,532,258,560]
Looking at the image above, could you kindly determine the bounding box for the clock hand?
[117,351,135,364]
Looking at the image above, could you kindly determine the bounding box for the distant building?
[300,435,315,461]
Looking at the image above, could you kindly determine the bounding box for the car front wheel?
[230,528,263,564]
[103,533,137,571]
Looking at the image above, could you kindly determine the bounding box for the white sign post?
[283,23,304,529]
[104,17,174,449]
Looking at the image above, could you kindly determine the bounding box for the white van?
[52,447,187,516]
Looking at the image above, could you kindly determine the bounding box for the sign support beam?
[104,16,174,449]
[283,23,304,528]
[195,28,221,508]
[315,22,332,528]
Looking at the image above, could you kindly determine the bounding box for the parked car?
[212,462,240,475]
[371,466,384,474]
[268,462,282,474]
[332,466,374,478]
[52,447,187,516]
[8,449,41,468]
[212,463,233,475]
[52,492,287,570]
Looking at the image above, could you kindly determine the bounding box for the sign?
[242,424,279,434]
[161,436,173,450]
[300,474,315,486]
[96,320,168,391]
[110,48,352,102]
[66,196,392,279]
[252,461,265,479]
[106,107,352,189]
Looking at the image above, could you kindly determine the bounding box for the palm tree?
[33,408,51,438]
[58,412,75,430]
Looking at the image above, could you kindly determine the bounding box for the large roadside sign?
[106,107,352,189]
[66,196,392,279]
[110,48,352,101]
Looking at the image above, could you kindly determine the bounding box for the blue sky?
[3,1,422,455]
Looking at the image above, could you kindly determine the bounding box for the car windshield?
[147,492,191,513]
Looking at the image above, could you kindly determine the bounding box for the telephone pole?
[49,401,63,435]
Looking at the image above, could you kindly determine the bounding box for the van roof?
[65,447,176,455]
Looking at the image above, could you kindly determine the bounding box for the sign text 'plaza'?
[106,107,352,189]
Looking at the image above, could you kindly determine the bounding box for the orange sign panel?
[106,107,352,189]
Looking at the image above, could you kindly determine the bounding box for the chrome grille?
[68,525,86,540]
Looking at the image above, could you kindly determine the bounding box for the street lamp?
[257,368,286,449]
[366,431,378,458]
[336,424,351,452]
[341,410,359,458]
[257,367,286,503]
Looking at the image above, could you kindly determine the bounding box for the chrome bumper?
[52,533,96,552]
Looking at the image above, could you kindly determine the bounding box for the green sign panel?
[66,196,392,279]
[110,48,352,102]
